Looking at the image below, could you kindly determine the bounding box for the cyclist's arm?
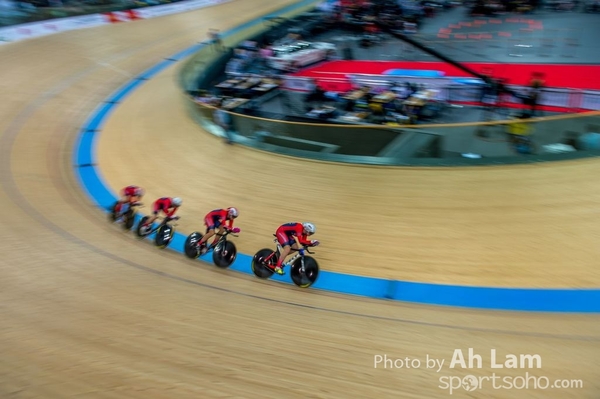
[298,235,313,246]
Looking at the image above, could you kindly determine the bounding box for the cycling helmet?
[172,197,182,207]
[227,207,239,218]
[302,222,316,235]
[135,187,145,196]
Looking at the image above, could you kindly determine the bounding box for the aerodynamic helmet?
[302,222,316,235]
[227,207,239,218]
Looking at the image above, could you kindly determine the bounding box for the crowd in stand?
[466,0,600,14]
[320,0,456,34]
[224,40,276,75]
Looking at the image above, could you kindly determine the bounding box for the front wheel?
[213,240,237,268]
[251,248,276,279]
[155,224,174,248]
[109,201,119,222]
[291,256,319,288]
[184,232,203,259]
[123,208,136,230]
[136,216,151,237]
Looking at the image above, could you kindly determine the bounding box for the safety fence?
[0,0,230,44]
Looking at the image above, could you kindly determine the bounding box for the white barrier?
[135,0,229,18]
[581,91,600,111]
[0,14,106,43]
[0,0,232,45]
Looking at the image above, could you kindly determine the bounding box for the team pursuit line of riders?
[112,185,320,278]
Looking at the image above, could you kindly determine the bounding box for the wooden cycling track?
[1,1,600,397]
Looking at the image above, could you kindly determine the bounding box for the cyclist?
[140,197,182,232]
[273,222,319,275]
[197,207,240,252]
[114,185,144,222]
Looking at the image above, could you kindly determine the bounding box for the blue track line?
[73,0,600,313]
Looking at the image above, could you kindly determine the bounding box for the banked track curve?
[76,2,600,313]
[2,2,600,398]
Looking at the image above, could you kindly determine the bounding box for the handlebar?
[288,245,315,255]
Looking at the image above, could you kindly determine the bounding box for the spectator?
[214,103,234,145]
[208,28,224,52]
[480,78,501,121]
[257,44,273,70]
[506,113,534,154]
[259,44,273,59]
[526,72,545,117]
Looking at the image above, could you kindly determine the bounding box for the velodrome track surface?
[1,1,600,397]
[83,5,600,312]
